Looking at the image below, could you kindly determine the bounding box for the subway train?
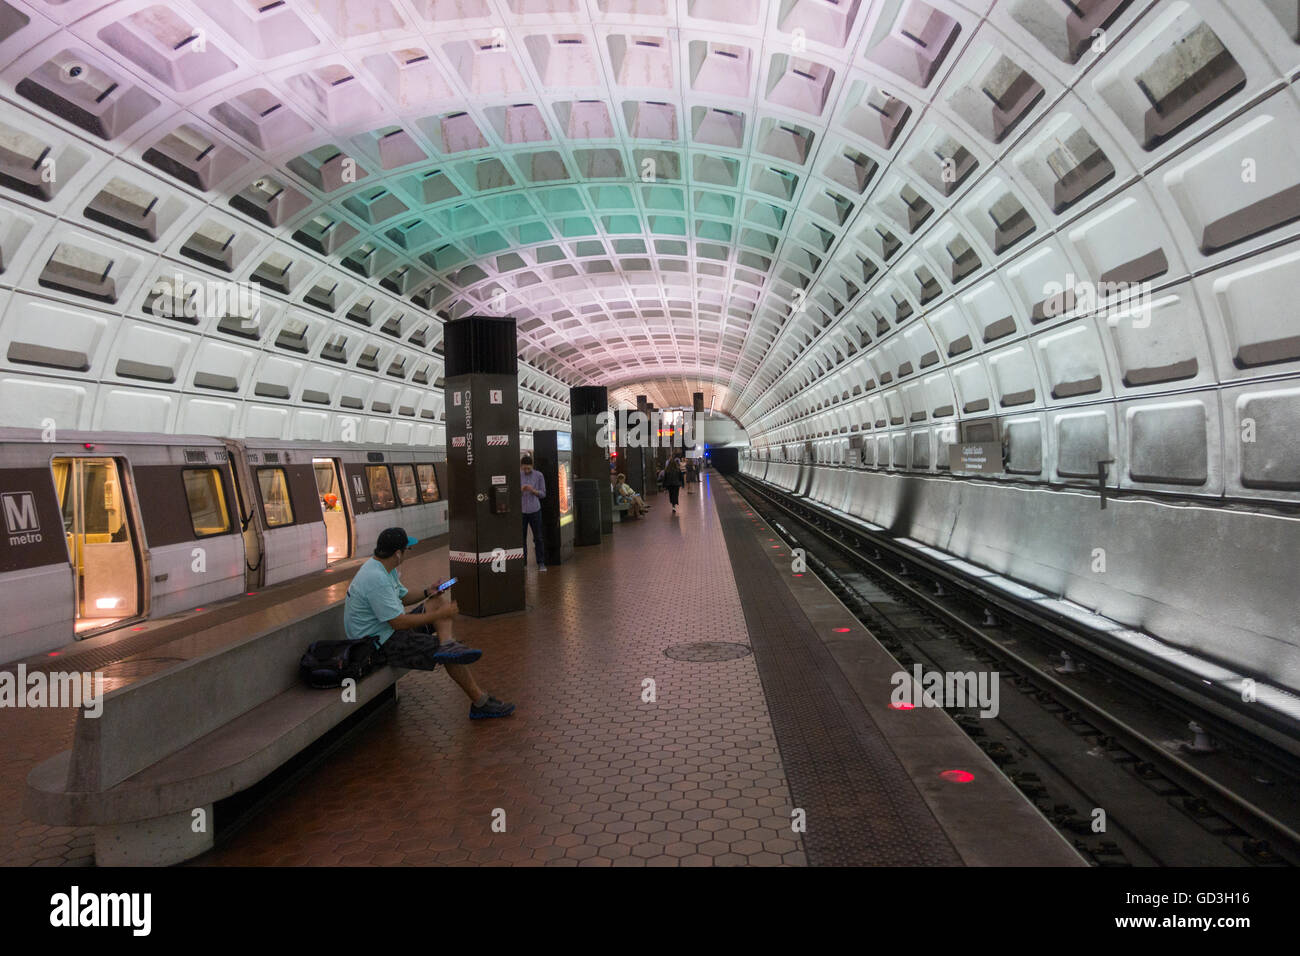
[0,427,449,661]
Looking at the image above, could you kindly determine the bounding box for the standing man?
[520,454,547,571]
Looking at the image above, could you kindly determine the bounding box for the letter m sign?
[2,492,39,534]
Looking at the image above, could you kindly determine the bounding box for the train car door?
[312,458,351,563]
[221,440,265,590]
[50,457,144,635]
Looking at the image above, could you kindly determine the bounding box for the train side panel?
[148,539,246,616]
[0,460,77,658]
[130,455,245,616]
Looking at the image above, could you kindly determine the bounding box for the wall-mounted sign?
[949,443,1001,474]
[489,389,502,404]
[491,475,506,485]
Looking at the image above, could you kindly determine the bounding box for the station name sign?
[948,442,1001,474]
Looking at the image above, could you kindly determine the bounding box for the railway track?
[730,474,1300,868]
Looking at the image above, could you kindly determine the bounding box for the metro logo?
[3,491,43,545]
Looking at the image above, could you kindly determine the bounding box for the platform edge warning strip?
[712,481,962,866]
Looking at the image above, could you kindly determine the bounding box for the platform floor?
[2,471,1081,867]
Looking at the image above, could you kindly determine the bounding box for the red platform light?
[890,701,915,710]
[47,651,60,657]
[832,627,850,633]
[940,770,975,783]
[793,573,804,577]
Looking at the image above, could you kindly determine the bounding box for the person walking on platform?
[344,527,515,719]
[663,455,684,515]
[520,454,547,571]
[685,457,697,493]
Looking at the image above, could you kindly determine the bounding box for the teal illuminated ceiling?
[1,0,1297,447]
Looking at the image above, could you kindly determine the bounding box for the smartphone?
[436,577,458,593]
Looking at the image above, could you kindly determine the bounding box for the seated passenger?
[344,527,515,719]
[609,474,632,515]
[615,473,649,517]
[610,473,644,518]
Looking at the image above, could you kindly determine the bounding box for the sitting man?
[344,527,515,719]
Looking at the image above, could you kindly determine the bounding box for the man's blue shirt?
[343,557,409,643]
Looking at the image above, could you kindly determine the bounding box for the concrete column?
[570,385,613,535]
[629,395,650,497]
[444,316,524,616]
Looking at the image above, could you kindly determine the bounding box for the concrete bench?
[25,603,404,866]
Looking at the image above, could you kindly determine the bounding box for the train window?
[417,463,441,503]
[182,468,231,537]
[257,467,295,527]
[314,460,337,494]
[314,460,341,510]
[392,464,419,506]
[366,465,396,511]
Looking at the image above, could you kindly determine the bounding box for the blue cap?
[376,527,418,556]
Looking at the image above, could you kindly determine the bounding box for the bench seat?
[26,666,401,828]
[24,601,405,865]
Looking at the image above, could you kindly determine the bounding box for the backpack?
[299,637,383,688]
